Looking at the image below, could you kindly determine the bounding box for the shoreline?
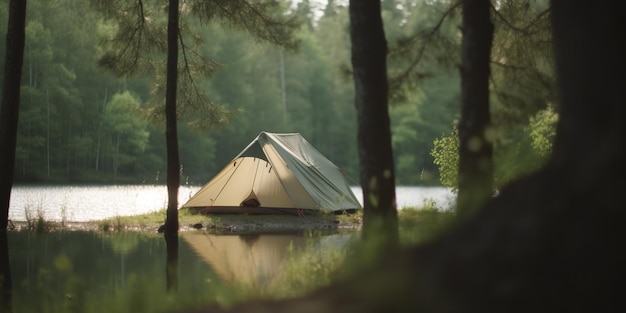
[8,211,363,234]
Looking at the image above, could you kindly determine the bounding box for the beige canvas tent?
[182,132,362,214]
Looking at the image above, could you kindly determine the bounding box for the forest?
[2,0,624,312]
[0,0,553,186]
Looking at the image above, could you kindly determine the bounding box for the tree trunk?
[279,49,287,124]
[549,1,626,170]
[1,1,27,311]
[164,0,180,234]
[349,0,398,243]
[457,0,494,215]
[172,1,626,312]
[96,86,108,172]
[113,132,120,177]
[0,0,27,230]
[164,0,180,294]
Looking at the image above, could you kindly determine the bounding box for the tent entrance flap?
[240,159,262,207]
[241,191,261,207]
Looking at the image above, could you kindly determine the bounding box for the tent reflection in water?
[181,132,362,214]
[182,233,308,287]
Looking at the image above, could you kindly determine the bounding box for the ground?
[8,209,363,233]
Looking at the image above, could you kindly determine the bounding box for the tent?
[182,132,362,214]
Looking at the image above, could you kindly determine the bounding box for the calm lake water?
[8,185,455,222]
[7,230,353,312]
[5,184,453,312]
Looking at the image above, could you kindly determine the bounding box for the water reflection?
[182,233,310,287]
[5,230,354,311]
[1,231,12,312]
[7,231,217,311]
[164,232,178,292]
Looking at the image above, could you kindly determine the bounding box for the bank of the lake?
[9,208,363,234]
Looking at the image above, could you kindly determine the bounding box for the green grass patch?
[398,205,457,246]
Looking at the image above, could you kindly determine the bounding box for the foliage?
[3,0,551,187]
[431,124,460,191]
[432,105,557,191]
[24,205,55,233]
[189,0,300,50]
[490,0,554,125]
[397,206,457,245]
[104,91,150,175]
[527,105,557,158]
[390,72,460,185]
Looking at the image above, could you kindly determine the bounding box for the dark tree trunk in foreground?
[457,0,494,215]
[165,0,180,234]
[174,1,626,312]
[1,1,27,311]
[0,0,27,231]
[164,0,180,292]
[349,0,398,243]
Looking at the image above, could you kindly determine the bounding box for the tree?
[386,1,552,190]
[93,0,300,293]
[0,0,27,311]
[92,0,300,232]
[349,0,398,243]
[103,91,150,177]
[315,6,359,177]
[0,0,27,229]
[163,0,180,235]
[456,0,494,215]
[173,1,625,312]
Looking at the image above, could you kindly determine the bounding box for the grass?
[398,204,457,246]
[13,207,361,233]
[12,269,245,313]
[95,208,362,234]
[23,204,55,233]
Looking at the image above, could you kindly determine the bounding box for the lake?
[4,184,454,312]
[6,230,354,312]
[8,185,455,222]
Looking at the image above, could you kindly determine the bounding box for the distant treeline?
[0,0,463,185]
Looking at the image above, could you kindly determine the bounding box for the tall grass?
[24,204,54,233]
[21,200,73,232]
[398,202,457,246]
